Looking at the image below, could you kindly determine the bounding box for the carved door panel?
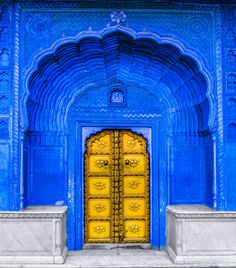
[84,130,149,243]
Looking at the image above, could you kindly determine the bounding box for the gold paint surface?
[88,177,110,195]
[84,130,149,243]
[124,198,146,217]
[124,220,146,239]
[88,199,111,217]
[124,176,145,195]
[88,221,111,240]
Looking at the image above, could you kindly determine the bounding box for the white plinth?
[167,205,236,265]
[0,206,68,264]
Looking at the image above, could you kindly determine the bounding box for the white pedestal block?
[0,206,68,264]
[167,205,236,265]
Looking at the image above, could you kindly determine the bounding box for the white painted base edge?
[0,248,68,264]
[167,246,236,265]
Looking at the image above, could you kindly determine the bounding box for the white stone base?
[0,206,68,264]
[167,205,236,265]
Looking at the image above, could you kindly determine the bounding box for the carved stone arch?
[22,26,216,250]
[22,26,215,133]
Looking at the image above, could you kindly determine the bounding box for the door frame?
[72,120,163,249]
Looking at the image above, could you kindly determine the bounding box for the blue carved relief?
[23,24,213,250]
[2,0,236,251]
[0,72,9,92]
[109,10,127,27]
[0,5,10,44]
[26,14,53,36]
[109,88,126,107]
[226,73,236,93]
[0,119,8,139]
[226,49,236,67]
[0,95,9,114]
[0,48,9,67]
[225,28,236,45]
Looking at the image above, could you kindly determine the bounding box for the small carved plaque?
[124,159,139,168]
[128,180,140,189]
[128,224,140,233]
[128,203,141,212]
[94,182,106,191]
[94,203,106,212]
[94,225,106,234]
[95,160,109,168]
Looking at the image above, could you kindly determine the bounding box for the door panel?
[84,130,149,243]
[123,176,145,195]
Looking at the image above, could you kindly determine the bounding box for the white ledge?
[0,206,67,219]
[167,205,236,219]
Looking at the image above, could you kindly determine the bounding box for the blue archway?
[24,28,214,249]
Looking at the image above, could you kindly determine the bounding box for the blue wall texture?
[0,0,235,250]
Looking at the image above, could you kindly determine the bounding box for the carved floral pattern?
[0,26,9,42]
[185,16,208,38]
[27,14,53,36]
[0,48,9,67]
[128,203,141,212]
[95,160,109,168]
[94,203,106,212]
[94,138,107,149]
[226,50,236,66]
[128,224,140,233]
[94,225,106,234]
[126,138,140,148]
[0,120,8,139]
[226,28,236,45]
[109,10,127,26]
[227,73,236,92]
[94,182,106,191]
[124,159,139,168]
[128,180,140,189]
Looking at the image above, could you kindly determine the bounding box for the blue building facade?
[0,0,235,250]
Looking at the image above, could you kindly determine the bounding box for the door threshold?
[84,243,151,250]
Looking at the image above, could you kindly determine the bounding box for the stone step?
[1,250,236,268]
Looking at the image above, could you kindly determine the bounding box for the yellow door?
[84,130,149,243]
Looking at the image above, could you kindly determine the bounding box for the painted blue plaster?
[0,1,235,251]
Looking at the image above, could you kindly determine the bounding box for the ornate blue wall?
[0,1,235,250]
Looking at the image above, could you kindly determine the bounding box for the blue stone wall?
[0,3,14,210]
[221,5,236,210]
[0,1,235,249]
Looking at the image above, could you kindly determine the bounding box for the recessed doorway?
[84,129,149,243]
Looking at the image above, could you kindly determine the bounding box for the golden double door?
[84,130,149,243]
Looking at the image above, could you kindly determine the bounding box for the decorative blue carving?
[1,0,235,251]
[0,26,9,43]
[0,95,8,114]
[0,119,8,139]
[0,72,9,92]
[109,88,126,107]
[0,48,9,67]
[226,73,236,92]
[109,10,127,27]
[26,14,53,36]
[226,49,236,67]
[0,5,10,23]
[225,28,236,45]
[185,16,208,38]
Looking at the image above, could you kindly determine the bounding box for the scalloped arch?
[23,26,215,132]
